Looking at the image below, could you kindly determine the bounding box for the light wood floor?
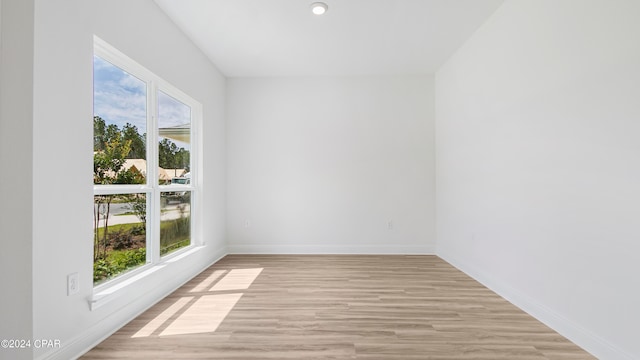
[82,255,594,359]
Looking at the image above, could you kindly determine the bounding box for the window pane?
[93,194,148,285]
[158,91,191,185]
[160,192,191,256]
[93,55,147,185]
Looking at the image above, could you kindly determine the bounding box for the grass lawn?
[94,218,190,283]
[94,222,142,238]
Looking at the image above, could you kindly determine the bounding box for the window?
[93,37,201,287]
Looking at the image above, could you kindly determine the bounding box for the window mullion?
[191,103,202,246]
[147,80,161,265]
[94,185,149,195]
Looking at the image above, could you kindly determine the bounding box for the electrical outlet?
[243,219,250,228]
[67,272,79,296]
[388,220,393,230]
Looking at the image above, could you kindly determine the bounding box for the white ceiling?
[154,0,504,77]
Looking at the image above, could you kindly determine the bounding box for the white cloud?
[94,57,147,131]
[94,55,193,151]
[158,91,191,128]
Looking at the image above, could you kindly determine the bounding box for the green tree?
[128,194,146,231]
[105,124,120,147]
[175,148,190,171]
[95,117,146,160]
[158,138,175,169]
[93,134,144,261]
[159,138,190,171]
[94,116,106,151]
[122,123,146,159]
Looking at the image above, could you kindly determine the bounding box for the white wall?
[435,1,640,359]
[26,1,226,359]
[0,1,35,359]
[227,76,435,254]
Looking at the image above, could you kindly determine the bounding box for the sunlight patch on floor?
[160,293,243,336]
[130,267,264,338]
[210,268,263,291]
[190,270,227,292]
[132,296,193,338]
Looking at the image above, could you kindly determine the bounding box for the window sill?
[89,245,204,311]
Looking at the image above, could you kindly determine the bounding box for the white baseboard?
[227,243,436,255]
[39,248,228,360]
[437,250,634,360]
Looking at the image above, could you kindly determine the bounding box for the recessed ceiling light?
[310,2,328,15]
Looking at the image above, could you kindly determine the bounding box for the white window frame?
[92,36,203,292]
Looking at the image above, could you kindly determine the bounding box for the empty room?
[0,0,638,359]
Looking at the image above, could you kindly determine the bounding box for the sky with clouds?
[93,55,191,149]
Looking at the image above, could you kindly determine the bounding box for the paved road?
[94,202,134,216]
[96,204,190,227]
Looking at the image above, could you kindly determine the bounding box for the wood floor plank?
[81,255,594,359]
